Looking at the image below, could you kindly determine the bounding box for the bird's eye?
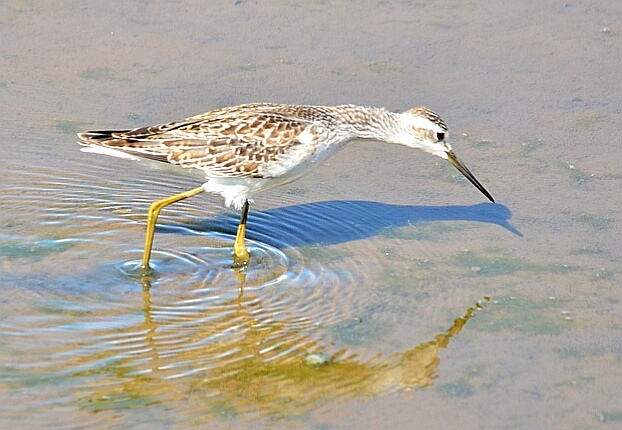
[436,132,445,142]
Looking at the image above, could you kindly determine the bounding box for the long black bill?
[446,150,495,203]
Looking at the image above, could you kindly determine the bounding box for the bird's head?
[401,106,495,203]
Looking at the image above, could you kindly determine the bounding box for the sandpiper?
[78,103,494,270]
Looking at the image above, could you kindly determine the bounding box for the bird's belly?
[202,142,343,210]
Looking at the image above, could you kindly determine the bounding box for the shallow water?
[2,1,622,429]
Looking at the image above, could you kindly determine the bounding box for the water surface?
[1,1,621,429]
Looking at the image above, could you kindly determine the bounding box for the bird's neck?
[332,105,406,143]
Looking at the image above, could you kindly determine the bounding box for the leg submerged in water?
[232,200,250,269]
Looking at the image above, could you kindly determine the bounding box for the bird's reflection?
[77,273,488,420]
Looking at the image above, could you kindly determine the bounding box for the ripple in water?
[1,154,497,425]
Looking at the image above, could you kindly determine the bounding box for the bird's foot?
[232,249,250,270]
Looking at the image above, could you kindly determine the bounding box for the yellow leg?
[232,200,250,269]
[141,186,205,270]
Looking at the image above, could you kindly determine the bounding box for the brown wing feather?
[77,103,324,178]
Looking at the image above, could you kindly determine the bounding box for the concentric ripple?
[1,155,365,366]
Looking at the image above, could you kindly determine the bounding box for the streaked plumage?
[78,103,494,270]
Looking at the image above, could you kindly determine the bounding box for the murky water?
[2,1,622,429]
